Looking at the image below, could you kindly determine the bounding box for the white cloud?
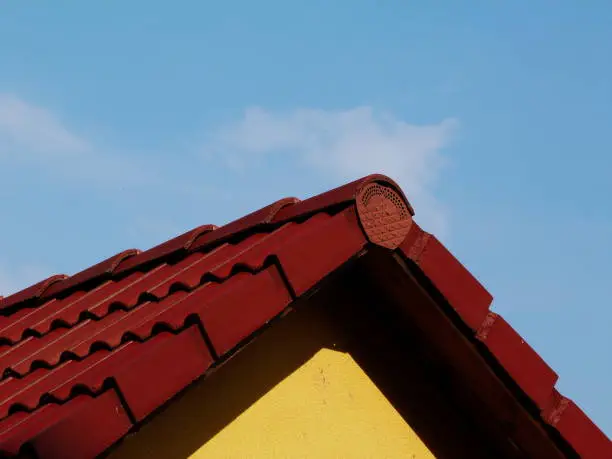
[0,93,90,158]
[210,106,457,236]
[0,93,151,186]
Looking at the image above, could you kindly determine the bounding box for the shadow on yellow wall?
[108,298,436,459]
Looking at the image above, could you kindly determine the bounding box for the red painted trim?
[541,390,611,459]
[399,223,493,330]
[398,223,610,458]
[476,312,558,410]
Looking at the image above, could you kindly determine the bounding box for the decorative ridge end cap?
[356,174,415,216]
[355,177,414,250]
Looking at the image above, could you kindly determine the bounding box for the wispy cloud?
[209,106,457,235]
[0,93,151,187]
[0,93,90,157]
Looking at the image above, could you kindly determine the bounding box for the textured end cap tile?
[273,174,414,223]
[356,182,413,249]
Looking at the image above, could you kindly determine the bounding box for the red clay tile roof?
[0,174,609,459]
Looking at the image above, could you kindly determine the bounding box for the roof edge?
[397,224,610,458]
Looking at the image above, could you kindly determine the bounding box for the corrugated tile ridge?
[0,328,197,422]
[0,227,301,348]
[0,255,282,381]
[0,264,290,426]
[0,204,368,457]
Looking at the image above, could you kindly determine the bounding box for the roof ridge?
[0,174,406,318]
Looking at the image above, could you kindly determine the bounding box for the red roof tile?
[0,174,608,458]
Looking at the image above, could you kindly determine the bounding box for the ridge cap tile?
[42,249,142,300]
[0,275,68,313]
[188,197,300,252]
[115,224,218,275]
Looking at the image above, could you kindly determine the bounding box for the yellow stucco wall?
[109,306,437,459]
[190,348,435,458]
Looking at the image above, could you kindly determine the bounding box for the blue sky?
[1,1,610,436]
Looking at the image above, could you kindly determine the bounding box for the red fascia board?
[399,223,493,331]
[544,392,611,459]
[398,223,610,459]
[477,312,558,411]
